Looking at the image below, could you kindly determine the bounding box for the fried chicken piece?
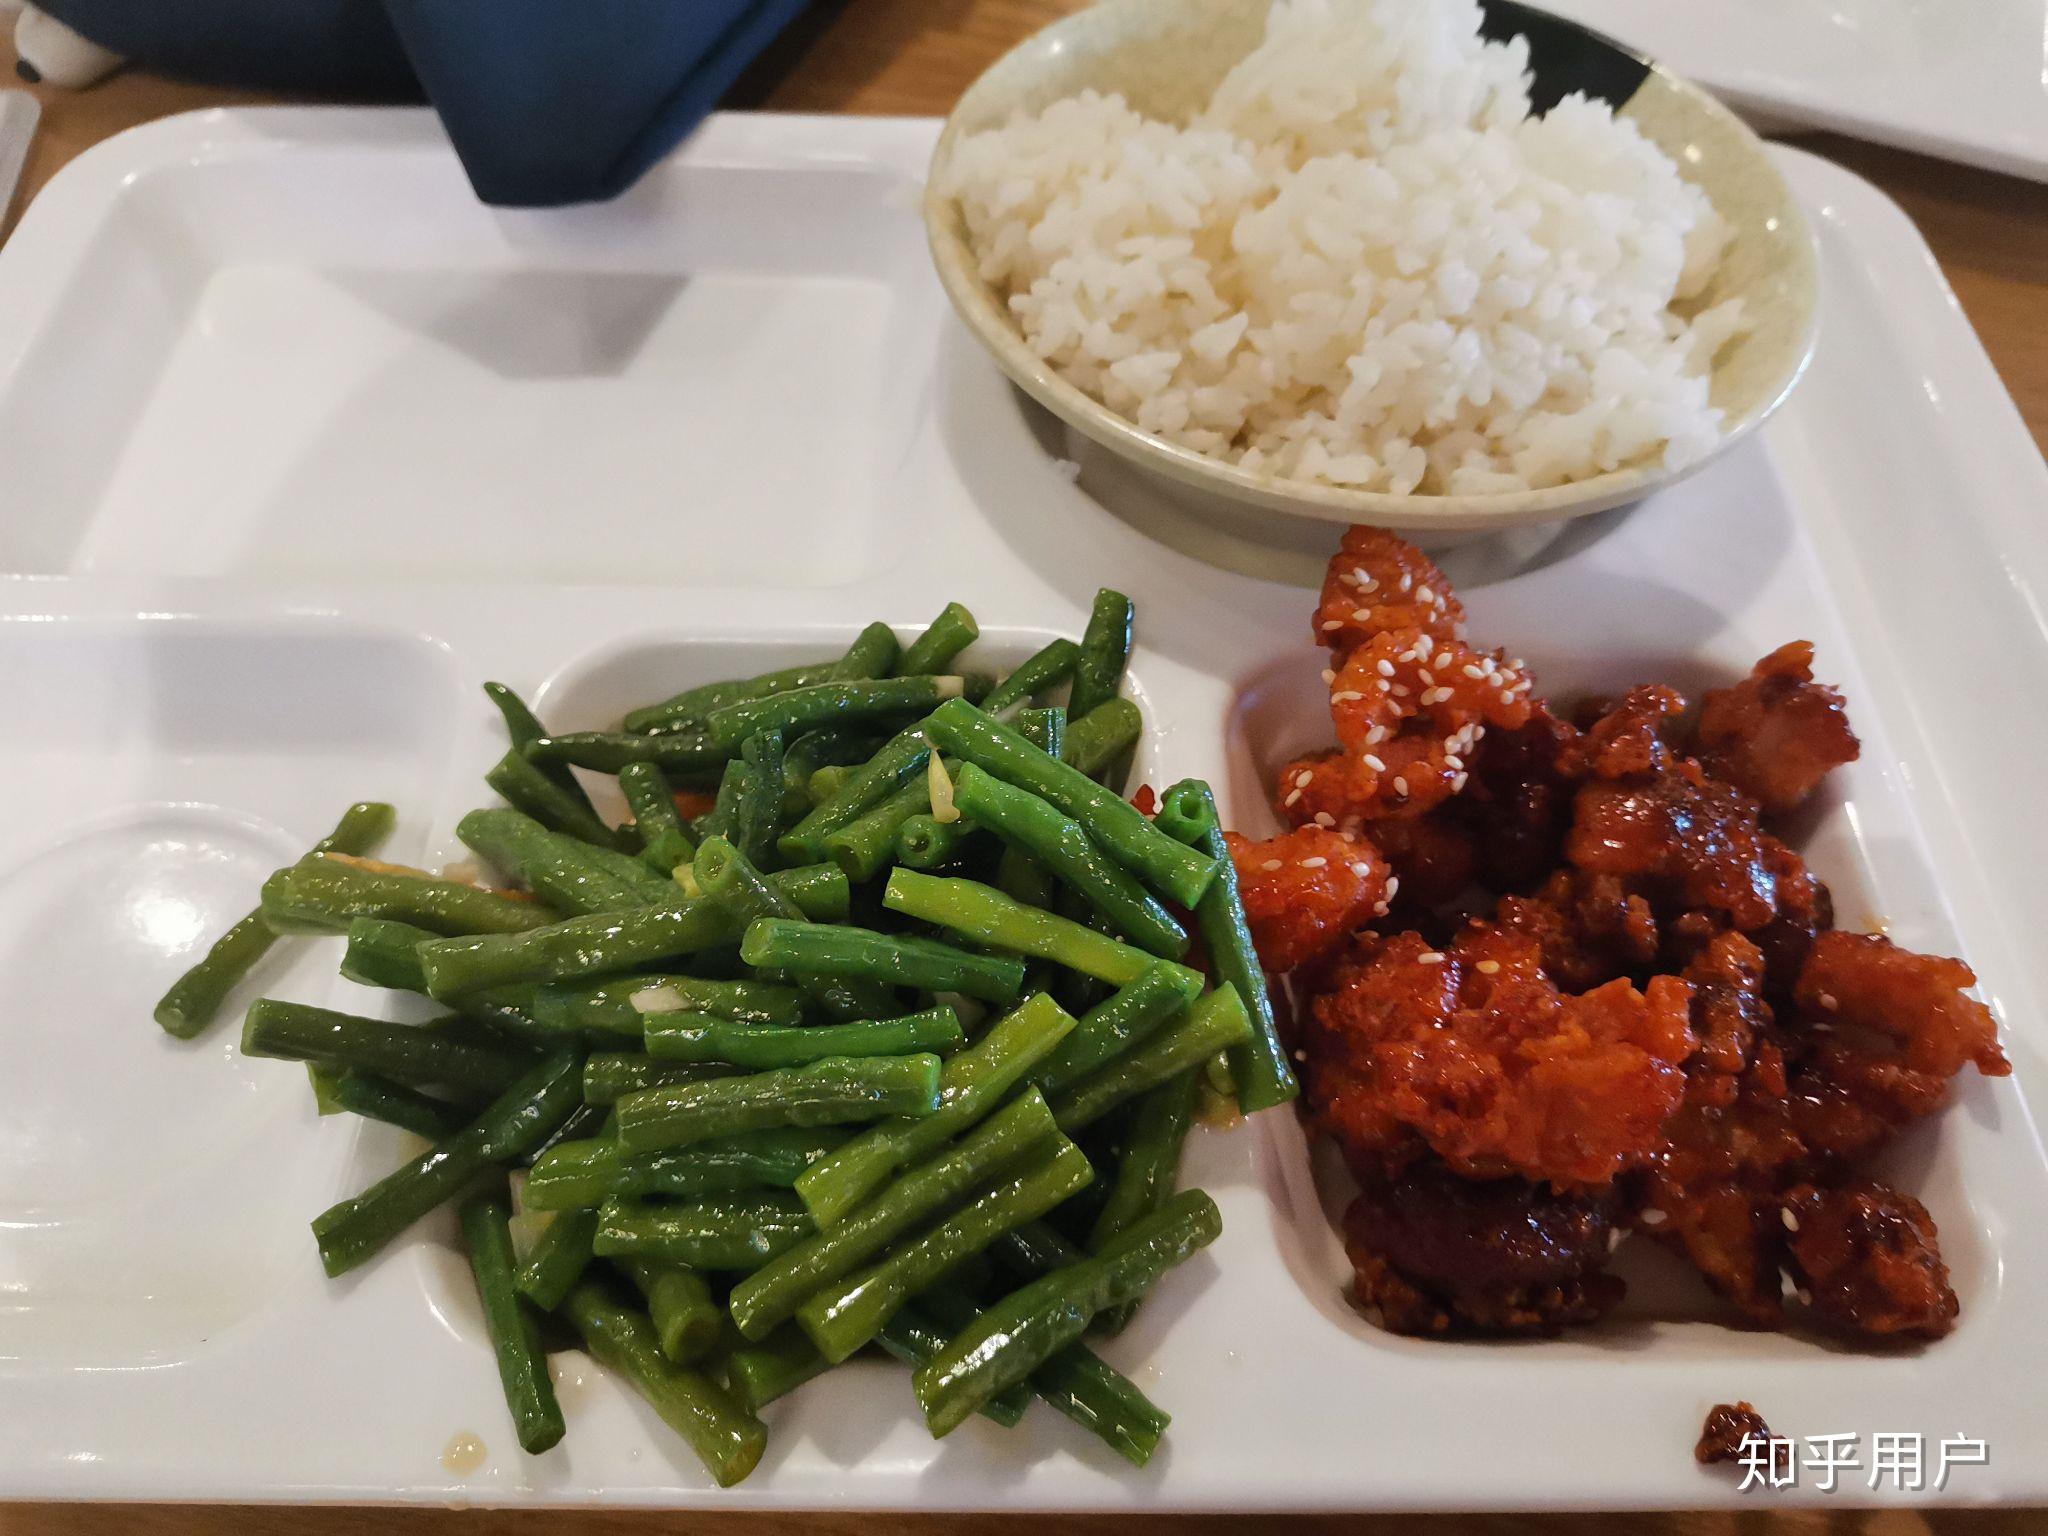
[1695,642,1861,817]
[1568,759,1780,932]
[1304,930,1694,1188]
[1314,526,1466,653]
[1459,704,1584,891]
[1696,1402,1777,1465]
[1361,815,1472,911]
[1565,685,1687,780]
[1495,869,1660,992]
[1224,826,1391,973]
[1796,931,2009,1080]
[1324,629,1535,820]
[1748,835,1833,995]
[1682,932,1772,1101]
[1782,1180,1959,1339]
[1345,1163,1624,1335]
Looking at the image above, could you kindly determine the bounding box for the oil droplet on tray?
[442,1431,487,1475]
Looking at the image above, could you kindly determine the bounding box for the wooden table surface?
[1,3,2043,1534]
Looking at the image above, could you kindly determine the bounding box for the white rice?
[943,0,1745,496]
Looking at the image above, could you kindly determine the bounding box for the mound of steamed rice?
[942,0,1747,496]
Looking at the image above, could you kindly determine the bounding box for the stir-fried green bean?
[615,1054,945,1155]
[459,1185,566,1453]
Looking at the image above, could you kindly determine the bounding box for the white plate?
[0,108,2044,1511]
[1539,0,2048,183]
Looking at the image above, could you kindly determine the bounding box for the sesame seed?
[1320,668,1336,685]
[1641,1208,1667,1226]
[1392,684,1410,697]
[1363,754,1386,773]
[1417,951,1445,964]
[1313,812,1336,828]
[1284,789,1303,807]
[1500,690,1515,706]
[1383,876,1400,898]
[1780,1271,1800,1299]
[1445,754,1463,771]
[1372,902,1390,917]
[1476,959,1501,974]
[1261,859,1283,872]
[1301,856,1327,869]
[1781,1208,1800,1233]
[1392,776,1408,797]
[1366,725,1388,745]
[1462,665,1484,680]
[1416,585,1434,605]
[1452,772,1469,792]
[1436,652,1454,670]
[1294,770,1314,788]
[1376,659,1395,677]
[1350,861,1372,876]
[1332,690,1365,704]
[1359,572,1377,590]
[1353,609,1373,623]
[1797,1289,1813,1306]
[1418,668,1435,685]
[1399,574,1412,592]
[1322,620,1343,633]
[1818,992,1838,1010]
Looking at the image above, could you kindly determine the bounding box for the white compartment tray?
[0,109,2044,1512]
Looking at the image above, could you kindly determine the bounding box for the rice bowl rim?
[923,0,1822,535]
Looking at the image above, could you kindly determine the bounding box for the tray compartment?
[0,157,934,586]
[0,617,463,1369]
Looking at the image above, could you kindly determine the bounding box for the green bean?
[486,748,631,853]
[263,853,552,937]
[692,836,801,933]
[525,1127,844,1211]
[822,778,931,881]
[914,1189,1217,1439]
[307,1064,475,1140]
[708,677,964,752]
[243,1000,535,1097]
[796,1136,1094,1362]
[525,1099,610,1167]
[875,1291,1030,1427]
[625,661,841,738]
[891,811,976,873]
[1169,780,1296,1114]
[459,1186,566,1453]
[1088,1068,1199,1335]
[740,919,1024,1006]
[793,992,1076,1226]
[484,680,603,822]
[1069,588,1134,719]
[691,756,751,847]
[925,701,1212,906]
[594,1191,816,1270]
[781,729,884,818]
[457,808,672,916]
[154,801,395,1039]
[1050,985,1251,1134]
[416,864,848,997]
[729,1087,1059,1339]
[1060,699,1144,779]
[583,1053,736,1106]
[828,620,903,680]
[646,1005,963,1070]
[996,845,1056,908]
[1150,777,1215,847]
[882,870,1203,996]
[620,1260,722,1364]
[618,761,696,875]
[725,1323,833,1412]
[949,765,1186,960]
[992,1218,1083,1278]
[561,1277,767,1486]
[616,1054,943,1154]
[980,638,1082,717]
[807,764,857,804]
[896,602,979,676]
[731,728,789,869]
[514,1206,599,1310]
[534,974,808,1039]
[778,724,935,863]
[908,1284,1160,1455]
[525,731,729,789]
[310,1050,582,1277]
[1015,706,1066,759]
[1033,965,1194,1097]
